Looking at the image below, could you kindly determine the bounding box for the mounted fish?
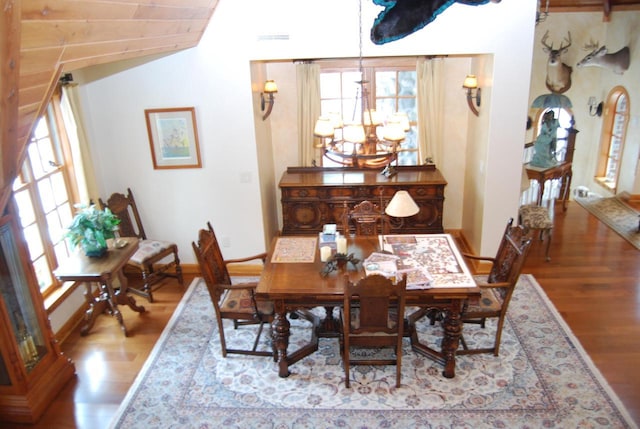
[370,0,501,45]
[541,31,573,94]
[576,40,630,75]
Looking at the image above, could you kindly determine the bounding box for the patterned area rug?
[110,276,637,429]
[575,195,640,250]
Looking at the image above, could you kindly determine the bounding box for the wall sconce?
[260,80,278,120]
[462,74,481,117]
[588,96,603,117]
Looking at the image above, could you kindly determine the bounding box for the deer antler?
[541,30,552,50]
[559,32,572,52]
[583,38,599,51]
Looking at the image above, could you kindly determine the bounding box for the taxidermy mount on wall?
[370,0,501,45]
[541,31,573,94]
[576,40,630,75]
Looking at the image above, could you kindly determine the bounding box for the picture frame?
[145,107,202,169]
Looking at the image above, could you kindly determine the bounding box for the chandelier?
[313,0,409,173]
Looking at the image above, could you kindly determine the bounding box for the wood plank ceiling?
[1,0,639,213]
[0,0,218,212]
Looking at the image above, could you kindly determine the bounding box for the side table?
[54,237,145,336]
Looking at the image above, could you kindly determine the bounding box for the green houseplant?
[66,204,121,257]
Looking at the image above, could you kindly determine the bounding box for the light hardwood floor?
[3,200,639,428]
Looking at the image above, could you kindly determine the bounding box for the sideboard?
[279,165,447,235]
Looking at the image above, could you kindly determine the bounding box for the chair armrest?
[461,252,496,264]
[474,280,510,289]
[224,252,268,266]
[218,282,258,291]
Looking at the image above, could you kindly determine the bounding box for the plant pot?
[82,243,107,258]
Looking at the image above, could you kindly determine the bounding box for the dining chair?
[192,222,275,358]
[458,218,533,356]
[99,188,183,302]
[340,273,407,388]
[342,200,388,236]
[518,204,553,261]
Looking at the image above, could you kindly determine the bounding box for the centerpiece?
[65,204,121,257]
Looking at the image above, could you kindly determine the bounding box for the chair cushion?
[464,281,503,313]
[129,239,175,264]
[519,205,553,229]
[220,288,274,315]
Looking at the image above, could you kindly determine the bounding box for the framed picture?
[145,107,202,169]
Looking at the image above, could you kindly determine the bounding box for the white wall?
[76,0,536,263]
[528,11,640,198]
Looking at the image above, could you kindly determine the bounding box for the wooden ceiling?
[0,0,218,211]
[547,0,640,16]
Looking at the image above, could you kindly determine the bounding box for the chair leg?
[544,229,552,262]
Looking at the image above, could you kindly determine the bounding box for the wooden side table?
[54,237,145,336]
[525,161,573,211]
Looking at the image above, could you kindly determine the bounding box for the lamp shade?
[462,75,478,89]
[343,123,366,143]
[385,191,419,218]
[263,80,278,93]
[314,117,335,137]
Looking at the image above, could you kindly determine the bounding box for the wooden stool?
[518,205,553,261]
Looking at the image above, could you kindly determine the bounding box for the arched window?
[535,106,573,162]
[595,86,630,193]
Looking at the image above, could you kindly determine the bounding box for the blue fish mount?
[371,0,501,45]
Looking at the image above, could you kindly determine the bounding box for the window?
[596,86,629,193]
[318,59,418,166]
[534,107,573,163]
[12,90,79,297]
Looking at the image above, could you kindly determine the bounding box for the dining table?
[255,233,480,379]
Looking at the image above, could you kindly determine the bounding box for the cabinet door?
[0,219,48,386]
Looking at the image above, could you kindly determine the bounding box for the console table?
[525,161,572,211]
[279,165,447,235]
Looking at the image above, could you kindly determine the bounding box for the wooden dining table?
[255,233,480,379]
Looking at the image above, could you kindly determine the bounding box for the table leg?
[80,282,105,336]
[440,300,464,378]
[272,300,291,378]
[318,306,340,337]
[115,269,145,313]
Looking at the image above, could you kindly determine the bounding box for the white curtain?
[417,57,444,165]
[61,84,100,205]
[296,62,321,166]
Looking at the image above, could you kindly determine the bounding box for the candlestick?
[336,236,347,254]
[320,246,332,262]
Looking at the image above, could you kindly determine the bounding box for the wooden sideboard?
[279,165,447,235]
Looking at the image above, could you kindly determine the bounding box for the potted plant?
[66,204,121,257]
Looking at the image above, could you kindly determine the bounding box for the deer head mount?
[541,31,573,94]
[576,40,630,75]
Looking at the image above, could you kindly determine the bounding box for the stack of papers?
[363,252,433,289]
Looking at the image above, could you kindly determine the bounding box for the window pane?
[38,179,56,213]
[398,71,416,96]
[32,256,53,291]
[14,190,36,226]
[50,172,69,206]
[320,73,341,98]
[23,224,44,261]
[376,71,396,97]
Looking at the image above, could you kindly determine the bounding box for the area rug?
[109,276,637,429]
[575,195,640,250]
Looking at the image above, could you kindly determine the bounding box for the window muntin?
[596,87,630,192]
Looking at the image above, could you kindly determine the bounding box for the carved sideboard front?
[279,166,447,235]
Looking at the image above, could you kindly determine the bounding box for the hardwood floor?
[4,200,639,428]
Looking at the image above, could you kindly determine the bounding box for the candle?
[320,246,332,262]
[336,237,347,254]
